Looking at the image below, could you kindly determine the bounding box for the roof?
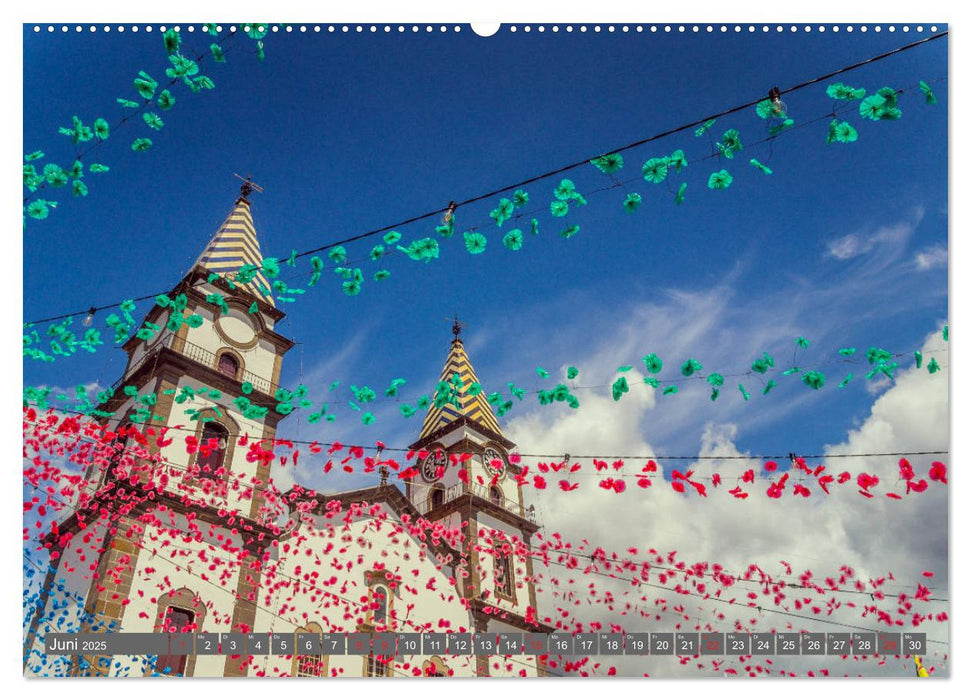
[193,196,275,306]
[418,338,504,442]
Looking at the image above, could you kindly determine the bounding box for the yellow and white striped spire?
[418,333,504,441]
[195,188,275,306]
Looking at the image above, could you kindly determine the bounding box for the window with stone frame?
[155,607,193,676]
[293,622,328,677]
[365,653,390,677]
[494,537,515,599]
[196,422,228,477]
[217,351,240,379]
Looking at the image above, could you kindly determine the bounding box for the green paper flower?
[707,170,732,190]
[502,229,524,251]
[157,89,176,110]
[859,94,888,120]
[567,366,579,380]
[826,83,866,100]
[490,198,514,226]
[749,158,772,175]
[89,164,109,173]
[93,118,110,140]
[643,377,659,388]
[838,347,856,356]
[769,119,794,136]
[642,353,663,374]
[24,151,44,161]
[435,219,454,238]
[210,43,226,62]
[738,384,750,401]
[663,385,679,395]
[117,98,139,109]
[560,224,580,239]
[69,160,84,179]
[838,373,853,389]
[554,179,577,201]
[26,200,52,220]
[710,388,720,401]
[667,149,688,172]
[642,157,669,184]
[530,218,539,236]
[467,382,482,396]
[166,53,199,79]
[134,71,158,100]
[943,325,948,342]
[623,192,642,213]
[185,314,204,327]
[756,98,786,119]
[827,119,858,144]
[369,244,385,260]
[361,412,375,425]
[927,358,940,374]
[382,230,401,246]
[143,112,164,130]
[551,201,569,217]
[328,246,347,264]
[611,376,630,401]
[513,189,529,207]
[43,164,68,187]
[675,182,687,205]
[796,336,810,349]
[342,280,362,296]
[681,358,703,377]
[373,270,391,281]
[163,28,181,54]
[590,153,624,173]
[72,180,88,197]
[919,80,937,104]
[707,373,724,387]
[131,138,153,152]
[694,118,716,137]
[464,231,487,254]
[802,370,826,390]
[717,129,743,159]
[762,379,777,395]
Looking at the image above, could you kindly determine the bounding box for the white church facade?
[24,183,549,677]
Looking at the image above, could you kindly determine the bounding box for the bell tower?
[85,180,295,521]
[407,323,548,675]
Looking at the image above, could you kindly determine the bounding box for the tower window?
[494,541,515,599]
[429,484,445,511]
[217,352,239,379]
[196,423,228,476]
[365,653,390,677]
[372,585,389,625]
[156,607,194,676]
[489,485,503,507]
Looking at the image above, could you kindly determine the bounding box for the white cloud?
[824,210,922,261]
[504,325,949,677]
[915,245,948,271]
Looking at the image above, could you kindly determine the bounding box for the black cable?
[24,31,947,326]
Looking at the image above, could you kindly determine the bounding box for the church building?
[24,182,550,677]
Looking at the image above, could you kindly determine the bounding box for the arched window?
[196,422,228,477]
[429,484,445,511]
[217,352,239,379]
[422,655,450,676]
[373,585,389,625]
[489,485,503,507]
[293,622,328,677]
[494,538,515,600]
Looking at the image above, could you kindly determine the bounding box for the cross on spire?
[451,313,466,341]
[233,172,264,202]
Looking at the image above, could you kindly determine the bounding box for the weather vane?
[233,172,264,201]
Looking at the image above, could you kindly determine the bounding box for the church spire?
[193,178,275,306]
[417,324,504,442]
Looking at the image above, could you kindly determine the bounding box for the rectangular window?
[156,607,193,676]
[296,654,324,677]
[365,654,389,677]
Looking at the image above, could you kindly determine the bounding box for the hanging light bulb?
[82,307,96,327]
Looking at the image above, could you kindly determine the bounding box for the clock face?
[483,448,506,479]
[421,450,448,482]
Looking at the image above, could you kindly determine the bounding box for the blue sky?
[23,23,948,472]
[20,17,954,679]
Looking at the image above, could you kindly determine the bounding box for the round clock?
[483,447,506,479]
[421,450,448,482]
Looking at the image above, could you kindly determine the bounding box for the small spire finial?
[451,313,466,341]
[233,172,264,202]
